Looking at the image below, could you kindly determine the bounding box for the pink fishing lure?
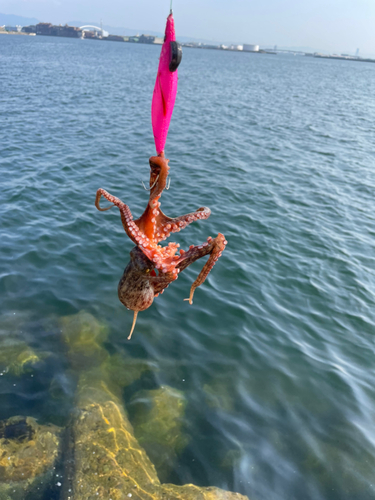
[151,12,181,155]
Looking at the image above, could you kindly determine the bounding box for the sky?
[2,0,375,55]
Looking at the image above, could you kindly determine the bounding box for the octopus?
[95,153,227,339]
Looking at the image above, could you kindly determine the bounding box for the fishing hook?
[165,177,171,190]
[142,175,159,191]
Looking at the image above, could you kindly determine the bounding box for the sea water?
[1,35,375,500]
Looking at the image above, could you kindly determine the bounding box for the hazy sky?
[2,0,375,54]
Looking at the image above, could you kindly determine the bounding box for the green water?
[1,34,374,500]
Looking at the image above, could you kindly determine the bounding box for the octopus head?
[118,247,156,340]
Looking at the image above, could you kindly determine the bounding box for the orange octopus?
[95,153,227,339]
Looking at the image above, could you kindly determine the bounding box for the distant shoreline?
[3,28,375,63]
[0,30,35,35]
[313,53,375,64]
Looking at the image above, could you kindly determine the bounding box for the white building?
[243,44,259,52]
[230,44,243,51]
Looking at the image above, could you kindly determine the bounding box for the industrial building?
[34,23,82,38]
[243,44,259,52]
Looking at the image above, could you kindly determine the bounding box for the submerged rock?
[75,367,123,408]
[60,310,110,370]
[60,310,109,346]
[59,311,157,397]
[0,342,45,376]
[203,378,235,412]
[131,386,189,480]
[58,311,248,499]
[62,392,248,500]
[62,399,160,500]
[104,352,156,389]
[0,416,61,500]
[0,312,49,377]
[221,449,244,470]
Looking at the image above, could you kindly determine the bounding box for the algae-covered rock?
[60,310,109,346]
[75,367,123,408]
[161,484,248,499]
[58,311,248,500]
[105,352,157,389]
[60,311,110,370]
[203,379,235,412]
[61,396,248,500]
[62,400,160,500]
[221,449,244,470]
[60,311,157,387]
[0,416,61,500]
[0,311,48,377]
[130,385,189,480]
[0,341,45,376]
[131,386,188,451]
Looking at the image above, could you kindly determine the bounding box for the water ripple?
[0,36,375,500]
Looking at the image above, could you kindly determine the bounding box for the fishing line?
[170,0,173,13]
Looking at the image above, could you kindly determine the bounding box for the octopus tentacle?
[95,188,117,211]
[149,271,178,296]
[150,206,212,241]
[179,233,227,304]
[128,311,138,340]
[95,188,181,279]
[148,233,227,300]
[95,188,151,250]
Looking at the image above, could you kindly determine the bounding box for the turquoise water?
[1,34,375,499]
